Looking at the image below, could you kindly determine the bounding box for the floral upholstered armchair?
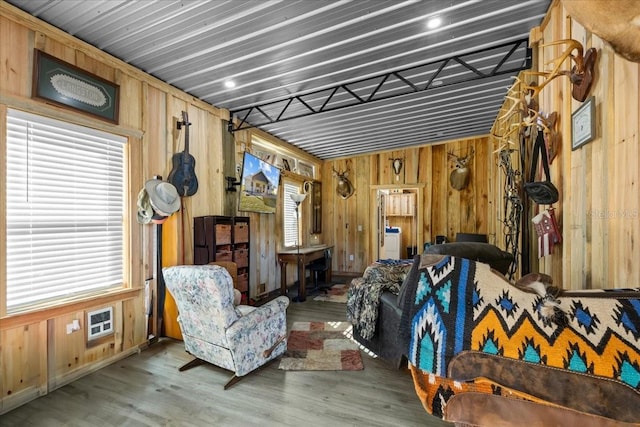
[163,264,290,389]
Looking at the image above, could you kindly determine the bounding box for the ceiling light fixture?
[427,16,442,29]
[224,79,236,89]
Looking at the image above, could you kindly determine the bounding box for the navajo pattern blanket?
[399,254,640,418]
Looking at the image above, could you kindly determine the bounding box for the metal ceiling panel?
[5,0,552,159]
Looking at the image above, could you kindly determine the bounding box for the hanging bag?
[524,130,559,205]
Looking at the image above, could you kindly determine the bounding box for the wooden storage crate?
[215,224,232,245]
[234,248,249,268]
[215,246,233,262]
[234,223,249,243]
[194,216,251,302]
[236,272,249,292]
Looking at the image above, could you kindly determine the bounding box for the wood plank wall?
[490,0,640,290]
[536,2,640,289]
[2,0,639,414]
[323,136,491,274]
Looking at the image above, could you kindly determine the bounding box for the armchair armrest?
[229,296,289,330]
[225,296,290,376]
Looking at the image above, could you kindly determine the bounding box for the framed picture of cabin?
[571,96,595,150]
[32,49,120,124]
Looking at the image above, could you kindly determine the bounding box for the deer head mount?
[448,149,474,191]
[332,166,355,199]
[522,39,597,102]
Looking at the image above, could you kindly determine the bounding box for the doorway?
[369,184,424,264]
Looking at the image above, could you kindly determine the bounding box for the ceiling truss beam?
[229,38,530,132]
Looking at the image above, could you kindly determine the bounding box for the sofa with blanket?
[399,253,640,425]
[346,242,514,368]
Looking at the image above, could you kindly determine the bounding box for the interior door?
[369,184,425,265]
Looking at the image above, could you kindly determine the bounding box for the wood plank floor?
[3,295,450,427]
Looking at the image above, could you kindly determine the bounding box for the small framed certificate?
[571,96,595,150]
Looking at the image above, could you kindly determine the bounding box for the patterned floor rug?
[312,284,349,303]
[278,321,364,371]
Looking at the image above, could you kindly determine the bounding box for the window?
[283,180,301,248]
[5,109,127,313]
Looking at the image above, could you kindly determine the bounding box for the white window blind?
[283,181,301,248]
[6,109,126,312]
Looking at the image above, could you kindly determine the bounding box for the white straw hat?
[145,179,181,216]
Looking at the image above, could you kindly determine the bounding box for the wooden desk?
[278,245,332,302]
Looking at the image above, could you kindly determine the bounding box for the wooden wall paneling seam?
[355,156,370,270]
[447,142,461,239]
[430,145,444,239]
[0,17,31,96]
[589,35,610,289]
[488,136,499,247]
[475,138,488,235]
[418,146,433,244]
[613,54,640,287]
[547,4,565,281]
[461,140,475,234]
[46,318,56,391]
[404,147,418,184]
[637,59,640,285]
[603,38,616,288]
[113,301,124,353]
[222,119,237,217]
[121,299,133,350]
[128,134,144,290]
[345,159,356,272]
[585,32,604,289]
[567,15,588,290]
[322,161,335,271]
[335,159,348,272]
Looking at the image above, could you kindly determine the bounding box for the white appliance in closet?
[382,227,402,259]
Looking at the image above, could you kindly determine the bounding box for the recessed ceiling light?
[224,79,236,89]
[427,16,442,30]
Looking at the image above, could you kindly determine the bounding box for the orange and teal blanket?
[399,254,640,417]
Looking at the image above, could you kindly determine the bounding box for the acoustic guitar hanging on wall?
[168,111,198,197]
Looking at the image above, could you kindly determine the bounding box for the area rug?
[278,321,364,371]
[312,284,349,303]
